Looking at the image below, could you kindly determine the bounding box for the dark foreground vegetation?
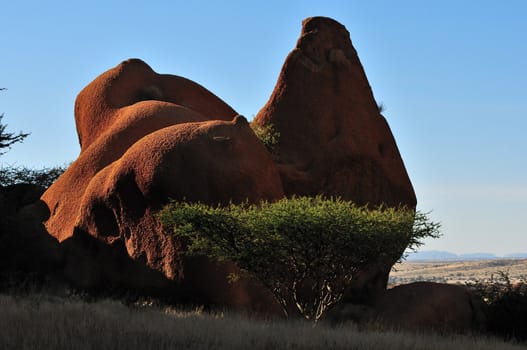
[467,272,527,342]
[1,293,525,350]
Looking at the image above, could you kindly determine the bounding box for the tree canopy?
[1,88,29,156]
[159,196,440,321]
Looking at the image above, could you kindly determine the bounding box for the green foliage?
[0,165,66,188]
[159,196,440,321]
[249,121,280,154]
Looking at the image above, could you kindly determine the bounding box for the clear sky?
[1,1,525,255]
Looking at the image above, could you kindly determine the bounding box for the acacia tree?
[0,88,29,156]
[159,196,440,321]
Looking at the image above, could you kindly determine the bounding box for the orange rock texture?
[41,59,284,311]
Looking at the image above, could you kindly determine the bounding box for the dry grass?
[390,259,527,285]
[0,293,525,350]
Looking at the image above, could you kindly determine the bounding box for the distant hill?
[406,250,459,261]
[459,252,497,260]
[505,252,527,259]
[405,250,527,261]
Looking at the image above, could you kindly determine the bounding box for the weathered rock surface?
[254,17,416,208]
[40,59,284,312]
[74,58,238,151]
[326,282,486,332]
[254,16,417,301]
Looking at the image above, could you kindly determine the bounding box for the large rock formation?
[34,17,416,313]
[40,59,284,312]
[254,16,416,300]
[254,17,416,208]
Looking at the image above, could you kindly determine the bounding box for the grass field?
[389,259,527,286]
[0,293,525,350]
[1,259,526,349]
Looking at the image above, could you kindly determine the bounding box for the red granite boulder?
[41,60,284,313]
[326,282,486,332]
[74,58,238,151]
[373,282,486,332]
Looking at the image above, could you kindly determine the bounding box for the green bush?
[159,196,440,321]
[249,121,280,154]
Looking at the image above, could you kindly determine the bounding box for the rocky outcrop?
[374,282,486,331]
[254,16,417,301]
[40,59,284,312]
[326,282,486,332]
[254,17,416,209]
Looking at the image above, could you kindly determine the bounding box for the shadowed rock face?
[41,59,284,313]
[326,282,486,332]
[254,17,416,209]
[373,282,486,331]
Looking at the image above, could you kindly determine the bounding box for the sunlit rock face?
[41,59,284,312]
[254,17,417,300]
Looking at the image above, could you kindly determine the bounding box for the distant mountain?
[405,250,459,261]
[404,250,527,261]
[505,253,527,259]
[459,252,497,260]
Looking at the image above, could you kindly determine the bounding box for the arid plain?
[389,259,527,286]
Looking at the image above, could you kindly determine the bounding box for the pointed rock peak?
[255,16,416,209]
[233,114,248,125]
[296,17,357,67]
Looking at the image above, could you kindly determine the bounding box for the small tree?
[1,88,29,155]
[159,196,440,321]
[249,121,280,154]
[0,165,66,188]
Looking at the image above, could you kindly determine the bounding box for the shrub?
[0,114,29,155]
[1,88,30,155]
[159,196,440,321]
[0,165,66,188]
[249,121,280,154]
[467,272,527,341]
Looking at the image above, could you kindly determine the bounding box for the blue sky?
[1,1,525,255]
